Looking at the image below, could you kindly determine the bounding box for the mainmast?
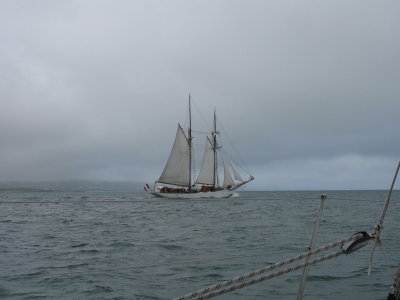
[212,109,217,189]
[188,94,192,190]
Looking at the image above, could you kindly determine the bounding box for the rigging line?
[388,262,400,300]
[376,160,400,234]
[192,130,210,134]
[191,97,213,134]
[175,234,363,300]
[221,149,252,178]
[189,251,345,300]
[368,161,400,276]
[0,250,309,281]
[216,118,253,175]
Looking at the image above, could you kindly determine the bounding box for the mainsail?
[195,139,215,185]
[158,125,191,187]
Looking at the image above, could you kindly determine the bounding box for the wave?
[158,244,184,250]
[306,274,361,281]
[71,243,88,248]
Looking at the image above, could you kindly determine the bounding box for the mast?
[212,109,217,189]
[188,94,192,190]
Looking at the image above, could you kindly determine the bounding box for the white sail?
[232,163,244,182]
[222,154,234,188]
[158,125,191,187]
[195,139,215,185]
[150,97,255,198]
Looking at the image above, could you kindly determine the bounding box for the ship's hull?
[150,178,254,199]
[151,189,234,199]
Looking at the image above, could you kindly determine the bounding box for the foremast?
[212,109,218,189]
[188,94,193,190]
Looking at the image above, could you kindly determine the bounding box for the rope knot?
[368,233,390,276]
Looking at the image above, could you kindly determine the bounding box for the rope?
[368,161,400,277]
[368,238,380,276]
[388,263,400,300]
[375,161,400,235]
[191,251,344,300]
[368,235,392,276]
[174,233,362,300]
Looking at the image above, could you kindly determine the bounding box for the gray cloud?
[1,1,399,189]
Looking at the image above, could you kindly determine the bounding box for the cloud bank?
[1,1,399,189]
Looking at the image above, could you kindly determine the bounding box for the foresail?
[232,163,244,182]
[195,139,215,185]
[222,154,234,188]
[158,125,191,187]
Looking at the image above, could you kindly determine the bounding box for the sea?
[0,189,399,300]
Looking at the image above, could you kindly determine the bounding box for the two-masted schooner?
[149,96,254,198]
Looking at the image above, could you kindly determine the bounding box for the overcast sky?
[1,1,399,190]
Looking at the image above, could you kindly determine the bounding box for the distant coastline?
[0,180,142,192]
[0,188,54,192]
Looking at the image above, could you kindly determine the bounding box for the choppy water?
[0,190,399,300]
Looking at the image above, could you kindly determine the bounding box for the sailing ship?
[148,96,254,199]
